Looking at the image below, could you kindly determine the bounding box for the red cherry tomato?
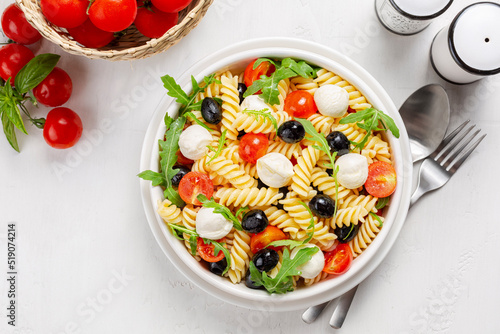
[239,133,269,164]
[323,243,353,275]
[152,0,192,13]
[0,44,34,82]
[89,0,138,32]
[364,161,397,198]
[1,4,42,45]
[33,67,72,107]
[176,150,194,165]
[244,59,276,88]
[250,226,287,254]
[178,171,214,206]
[40,0,88,28]
[134,3,178,39]
[67,19,115,48]
[284,90,317,118]
[197,237,226,262]
[43,107,83,149]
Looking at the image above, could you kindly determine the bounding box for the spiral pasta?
[209,156,258,189]
[232,109,278,134]
[291,146,323,199]
[157,199,182,224]
[220,75,240,141]
[349,214,383,258]
[227,230,252,284]
[215,187,283,208]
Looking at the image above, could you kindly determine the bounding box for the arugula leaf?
[185,111,213,132]
[197,194,242,231]
[369,212,384,227]
[241,108,278,132]
[137,170,167,187]
[169,223,197,238]
[243,58,316,106]
[235,206,249,220]
[1,111,19,152]
[206,130,227,165]
[249,247,319,294]
[339,108,400,150]
[189,235,198,256]
[161,75,190,106]
[375,197,390,210]
[14,54,60,94]
[299,201,316,244]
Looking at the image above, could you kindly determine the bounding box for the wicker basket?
[15,0,214,61]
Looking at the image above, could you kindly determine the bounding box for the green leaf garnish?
[202,238,231,275]
[369,212,384,227]
[249,247,319,294]
[375,197,390,210]
[241,108,278,132]
[168,223,196,240]
[189,235,198,256]
[14,53,60,94]
[137,170,167,187]
[339,108,400,150]
[235,206,249,220]
[243,58,316,105]
[1,111,18,152]
[206,130,227,165]
[197,194,243,231]
[185,111,213,132]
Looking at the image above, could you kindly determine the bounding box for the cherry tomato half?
[67,19,115,48]
[1,4,42,45]
[239,133,269,164]
[43,107,83,149]
[197,237,226,262]
[364,161,397,198]
[0,44,34,82]
[244,59,276,89]
[89,0,138,32]
[250,226,287,254]
[40,0,88,29]
[284,90,317,118]
[33,67,72,107]
[178,171,214,206]
[176,150,194,166]
[152,0,192,13]
[323,243,353,275]
[135,3,178,39]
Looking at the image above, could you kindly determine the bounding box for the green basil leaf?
[14,54,60,94]
[1,112,19,152]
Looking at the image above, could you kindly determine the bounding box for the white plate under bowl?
[139,37,412,311]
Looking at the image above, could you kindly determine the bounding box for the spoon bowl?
[400,84,450,162]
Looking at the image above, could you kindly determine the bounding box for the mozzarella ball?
[241,95,272,112]
[256,153,294,188]
[336,153,369,189]
[178,125,213,160]
[195,207,233,240]
[314,85,349,117]
[290,244,325,279]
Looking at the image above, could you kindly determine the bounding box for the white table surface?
[1,0,499,333]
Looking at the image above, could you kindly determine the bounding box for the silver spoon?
[301,84,450,325]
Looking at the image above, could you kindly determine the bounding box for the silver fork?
[303,120,486,327]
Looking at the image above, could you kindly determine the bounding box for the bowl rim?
[139,37,412,311]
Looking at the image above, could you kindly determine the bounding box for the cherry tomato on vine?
[178,171,214,205]
[0,44,34,82]
[134,3,178,39]
[239,133,269,164]
[152,0,192,13]
[364,161,397,198]
[89,0,138,32]
[323,243,353,275]
[40,0,88,29]
[67,19,115,48]
[43,107,83,149]
[244,59,276,88]
[197,237,226,262]
[1,4,42,45]
[284,90,317,118]
[33,67,72,107]
[250,226,287,254]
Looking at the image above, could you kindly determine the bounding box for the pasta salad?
[139,57,400,294]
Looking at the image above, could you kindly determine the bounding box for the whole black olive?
[326,131,350,156]
[171,166,191,187]
[278,120,305,143]
[334,224,360,243]
[201,97,222,124]
[308,194,335,218]
[209,258,227,276]
[245,271,264,289]
[242,209,269,234]
[237,83,247,104]
[253,249,279,272]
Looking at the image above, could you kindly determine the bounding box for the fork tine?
[435,124,475,164]
[447,133,486,174]
[441,129,481,169]
[431,120,470,159]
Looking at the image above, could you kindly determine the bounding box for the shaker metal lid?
[449,2,500,75]
[392,0,453,19]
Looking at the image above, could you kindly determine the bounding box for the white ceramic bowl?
[140,37,412,311]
